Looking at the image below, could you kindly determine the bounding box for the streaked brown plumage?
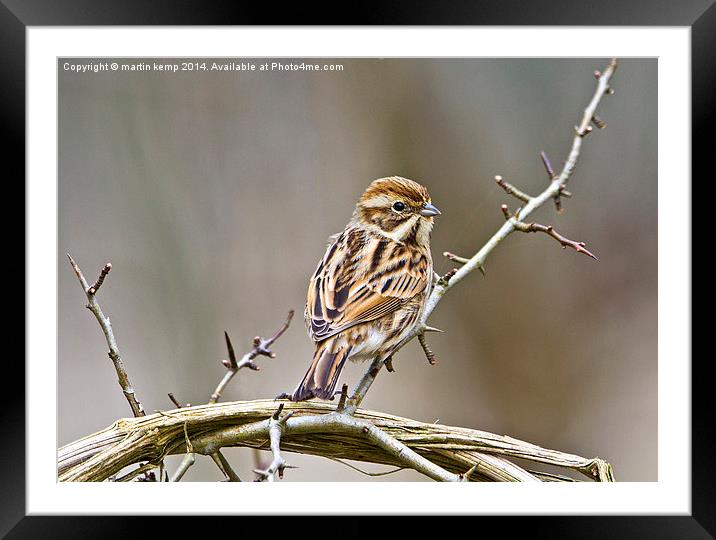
[291,176,440,401]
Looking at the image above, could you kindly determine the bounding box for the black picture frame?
[7,1,706,536]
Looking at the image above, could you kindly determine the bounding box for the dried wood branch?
[57,399,614,483]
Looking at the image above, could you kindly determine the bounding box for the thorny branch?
[210,311,294,404]
[500,203,598,259]
[211,450,242,482]
[169,310,294,481]
[345,58,618,411]
[512,219,598,260]
[253,404,296,481]
[67,254,145,418]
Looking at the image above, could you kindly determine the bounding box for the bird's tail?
[291,339,352,401]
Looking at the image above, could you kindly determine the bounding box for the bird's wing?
[306,228,430,342]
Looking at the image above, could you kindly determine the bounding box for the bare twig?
[254,404,296,481]
[443,251,470,265]
[164,395,198,482]
[211,450,242,482]
[495,175,532,203]
[512,221,598,260]
[169,453,195,482]
[444,251,484,275]
[167,392,190,409]
[345,59,618,412]
[169,311,294,481]
[67,254,144,418]
[209,310,294,404]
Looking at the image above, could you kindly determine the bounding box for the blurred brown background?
[58,58,657,481]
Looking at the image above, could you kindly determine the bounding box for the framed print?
[9,0,707,536]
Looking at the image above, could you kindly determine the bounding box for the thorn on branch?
[459,464,479,482]
[539,152,567,212]
[212,310,294,404]
[495,175,531,203]
[228,309,295,371]
[539,151,557,181]
[223,331,238,369]
[272,403,285,420]
[168,393,182,408]
[423,326,444,334]
[168,392,191,409]
[513,221,598,260]
[336,384,349,409]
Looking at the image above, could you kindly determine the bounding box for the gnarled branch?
[57,400,614,483]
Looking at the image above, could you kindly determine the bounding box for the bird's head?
[354,176,440,246]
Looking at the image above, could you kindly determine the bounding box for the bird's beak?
[420,203,441,217]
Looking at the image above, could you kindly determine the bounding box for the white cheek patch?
[383,214,419,243]
[416,218,434,245]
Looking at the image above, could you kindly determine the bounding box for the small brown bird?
[291,176,440,401]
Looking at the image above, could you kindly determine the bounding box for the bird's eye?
[392,201,406,212]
